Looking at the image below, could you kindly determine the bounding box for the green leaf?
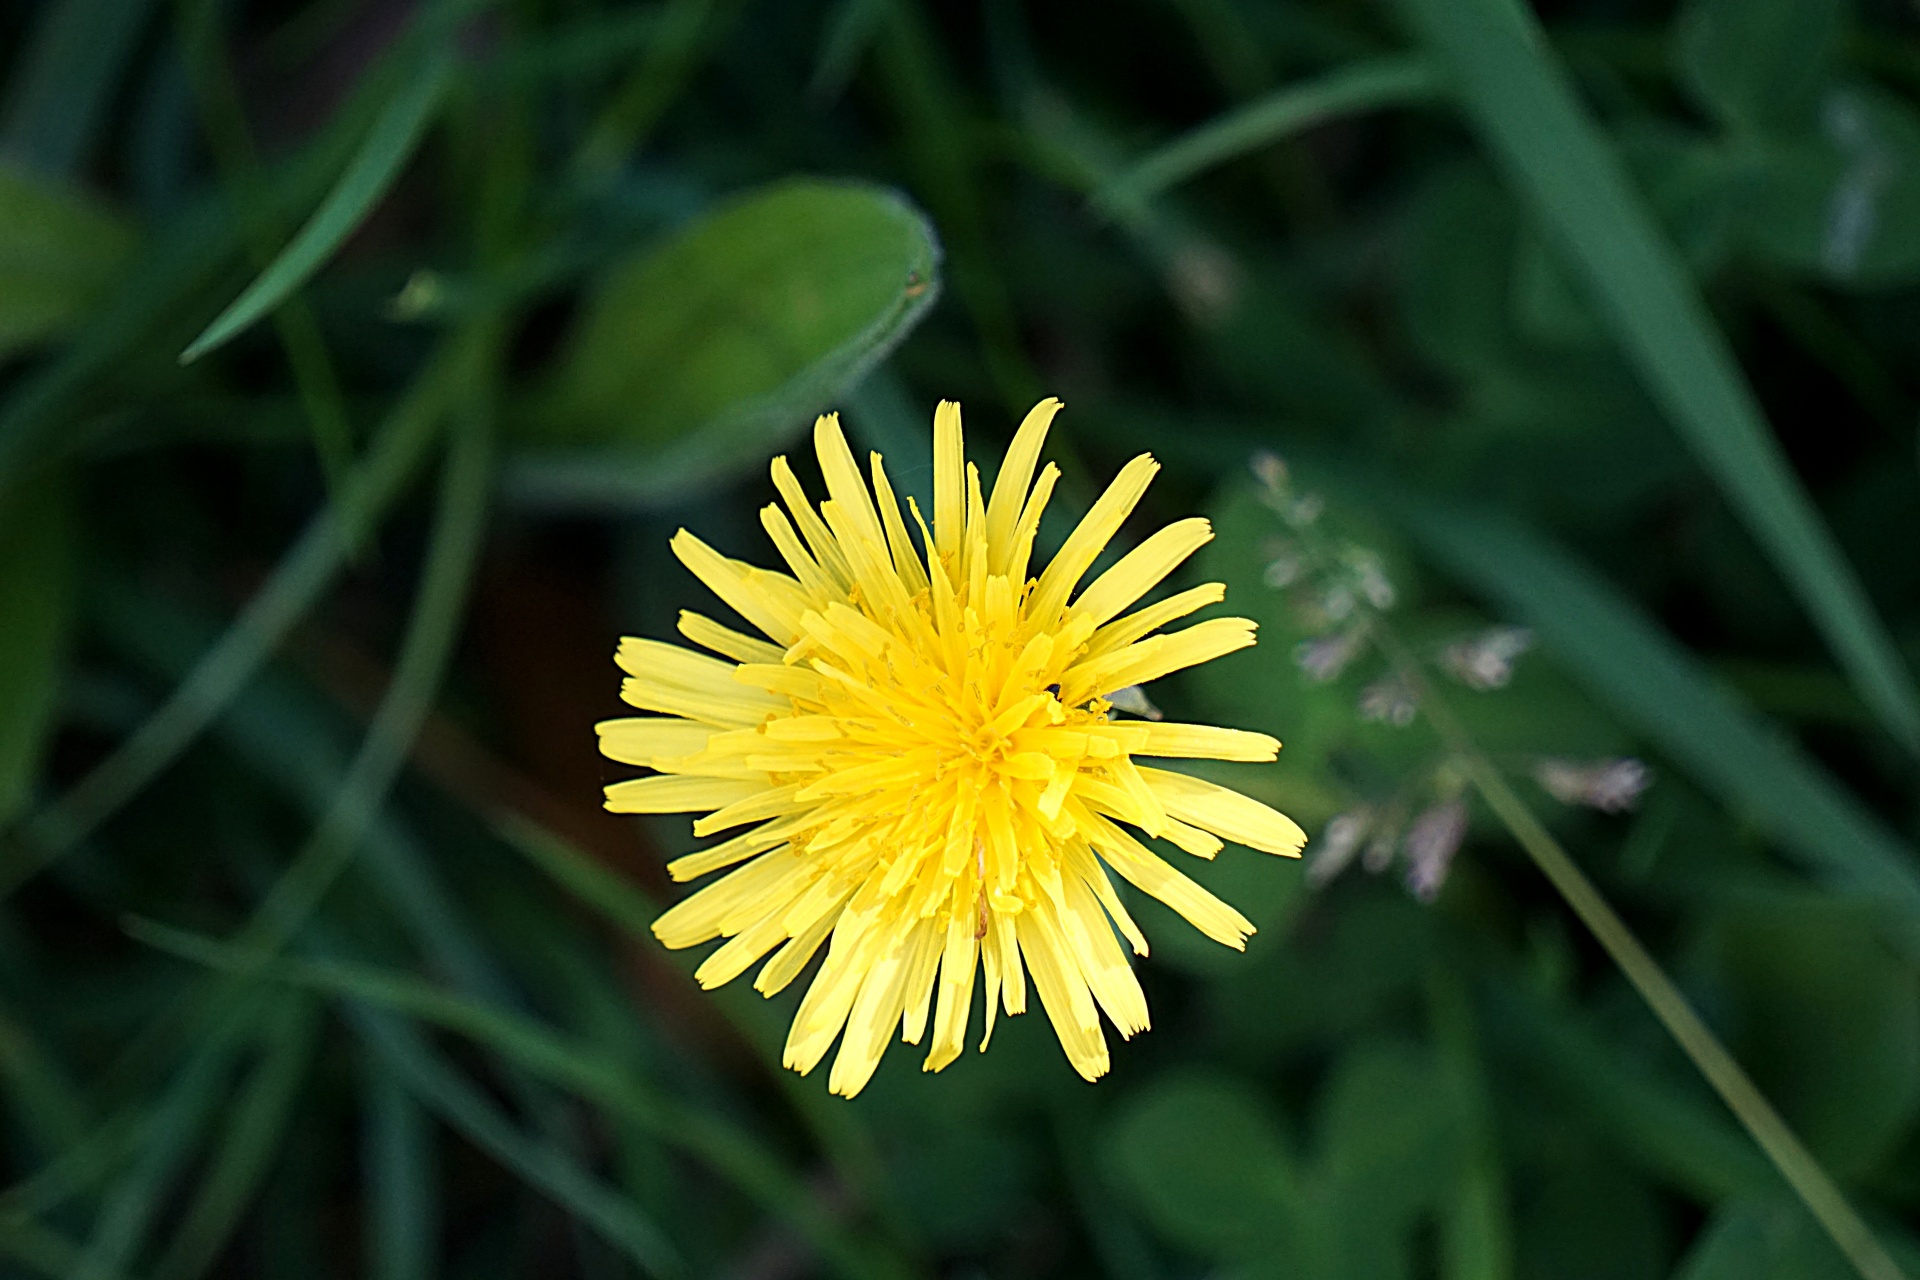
[1393,0,1920,760]
[178,48,454,364]
[1674,0,1845,136]
[1707,896,1920,1179]
[1104,1072,1300,1261]
[513,177,942,508]
[1393,499,1920,957]
[0,478,73,825]
[0,164,135,358]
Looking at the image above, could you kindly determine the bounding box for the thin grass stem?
[2,333,472,898]
[1092,55,1439,213]
[1373,625,1908,1280]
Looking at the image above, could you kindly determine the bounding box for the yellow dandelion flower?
[598,399,1306,1097]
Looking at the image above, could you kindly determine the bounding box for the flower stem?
[1385,627,1907,1280]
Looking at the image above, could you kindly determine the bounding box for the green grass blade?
[133,922,903,1280]
[0,479,74,827]
[360,1052,438,1280]
[571,0,727,183]
[177,0,355,490]
[0,0,161,175]
[178,48,454,365]
[149,999,320,1280]
[0,1111,144,1219]
[348,1010,686,1280]
[494,814,662,938]
[0,1213,86,1279]
[0,1002,88,1161]
[239,372,494,958]
[4,333,472,896]
[1093,55,1438,213]
[69,1003,258,1280]
[1393,0,1920,759]
[1396,500,1920,950]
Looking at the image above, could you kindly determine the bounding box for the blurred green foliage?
[1,0,1919,1277]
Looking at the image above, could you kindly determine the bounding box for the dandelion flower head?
[599,399,1305,1097]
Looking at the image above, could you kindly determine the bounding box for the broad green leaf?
[1707,897,1920,1179]
[1393,0,1920,760]
[1674,0,1845,136]
[0,165,135,358]
[1104,1072,1300,1261]
[0,478,73,825]
[1615,123,1747,276]
[178,48,454,364]
[514,177,942,507]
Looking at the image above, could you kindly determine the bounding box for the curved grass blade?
[149,999,319,1280]
[4,332,473,898]
[1093,55,1439,214]
[69,1001,259,1280]
[132,922,904,1280]
[349,1009,686,1280]
[178,47,454,365]
[240,375,493,958]
[571,0,727,183]
[495,814,660,939]
[178,0,355,490]
[1393,0,1920,759]
[1397,499,1920,952]
[0,1111,144,1220]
